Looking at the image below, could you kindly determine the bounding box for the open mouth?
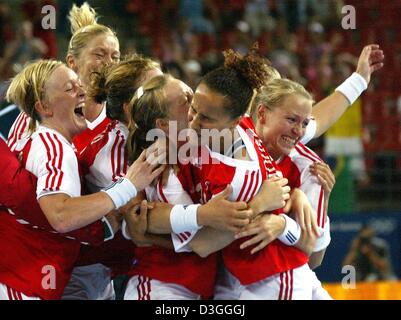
[74,103,85,117]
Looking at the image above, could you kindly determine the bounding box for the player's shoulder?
[32,126,73,151]
[29,127,77,167]
[94,120,127,147]
[290,143,322,169]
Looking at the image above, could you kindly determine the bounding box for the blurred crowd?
[1,0,401,210]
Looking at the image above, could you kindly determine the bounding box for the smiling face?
[68,34,120,87]
[257,94,312,160]
[41,65,87,141]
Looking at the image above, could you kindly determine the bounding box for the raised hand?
[356,44,384,84]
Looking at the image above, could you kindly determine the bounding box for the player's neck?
[84,99,103,123]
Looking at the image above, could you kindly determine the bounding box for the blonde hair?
[67,2,117,59]
[87,54,160,122]
[251,78,314,115]
[127,74,172,163]
[6,60,64,133]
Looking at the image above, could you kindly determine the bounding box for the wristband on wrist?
[101,217,115,241]
[101,177,137,209]
[335,72,368,105]
[278,214,301,246]
[170,204,202,234]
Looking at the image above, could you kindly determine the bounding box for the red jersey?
[0,126,85,299]
[130,165,216,298]
[72,104,111,156]
[75,120,135,276]
[219,116,308,285]
[2,116,104,245]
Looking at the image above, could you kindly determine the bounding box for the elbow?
[51,221,71,234]
[47,212,73,234]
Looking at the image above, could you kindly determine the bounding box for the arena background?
[0,0,400,299]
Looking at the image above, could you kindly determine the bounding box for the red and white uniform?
[63,120,135,300]
[124,166,216,300]
[0,284,41,300]
[277,143,332,299]
[72,103,111,156]
[215,116,312,300]
[7,111,31,153]
[278,142,331,252]
[0,126,83,300]
[78,120,128,193]
[4,111,105,245]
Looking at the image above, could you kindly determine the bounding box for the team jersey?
[75,120,135,276]
[0,126,84,299]
[277,142,331,251]
[220,116,308,285]
[8,111,33,153]
[0,138,104,246]
[129,166,217,298]
[73,103,111,156]
[78,120,128,193]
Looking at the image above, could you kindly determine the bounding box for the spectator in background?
[0,20,47,74]
[21,0,58,58]
[343,225,397,282]
[244,0,274,38]
[179,0,215,34]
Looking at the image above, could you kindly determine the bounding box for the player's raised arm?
[309,44,384,139]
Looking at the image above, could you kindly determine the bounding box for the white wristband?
[101,177,137,209]
[170,204,202,234]
[121,220,131,240]
[335,72,368,105]
[278,214,301,246]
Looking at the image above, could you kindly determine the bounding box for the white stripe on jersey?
[39,132,64,192]
[8,111,31,152]
[84,121,128,193]
[283,144,329,249]
[25,126,81,199]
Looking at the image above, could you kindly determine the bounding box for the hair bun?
[68,2,98,35]
[223,42,273,90]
